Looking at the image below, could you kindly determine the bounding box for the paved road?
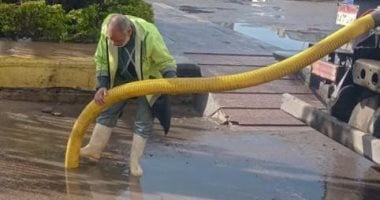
[1,100,380,200]
[2,0,380,199]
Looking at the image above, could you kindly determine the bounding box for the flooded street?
[2,0,380,199]
[151,0,338,51]
[1,100,380,199]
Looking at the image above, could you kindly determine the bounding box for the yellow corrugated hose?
[65,12,378,169]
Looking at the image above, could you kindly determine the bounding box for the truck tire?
[329,84,363,122]
[349,95,380,138]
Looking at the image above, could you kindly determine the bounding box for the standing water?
[232,23,329,51]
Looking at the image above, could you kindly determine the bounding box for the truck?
[276,0,380,138]
[312,0,380,137]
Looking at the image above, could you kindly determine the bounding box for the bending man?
[80,14,177,176]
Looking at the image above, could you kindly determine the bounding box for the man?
[80,14,177,176]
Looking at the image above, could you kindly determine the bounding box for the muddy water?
[0,40,96,60]
[1,100,380,199]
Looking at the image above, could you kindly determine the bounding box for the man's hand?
[94,87,108,105]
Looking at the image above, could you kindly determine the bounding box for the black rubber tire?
[329,84,364,122]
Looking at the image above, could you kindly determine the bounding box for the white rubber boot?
[80,123,112,161]
[129,134,147,176]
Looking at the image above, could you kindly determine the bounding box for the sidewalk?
[151,2,325,128]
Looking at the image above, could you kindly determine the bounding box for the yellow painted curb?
[0,56,95,90]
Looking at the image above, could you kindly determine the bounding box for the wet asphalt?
[2,0,380,199]
[1,100,380,199]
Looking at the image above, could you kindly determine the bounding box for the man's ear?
[127,28,133,37]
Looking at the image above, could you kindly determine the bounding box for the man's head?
[107,14,133,47]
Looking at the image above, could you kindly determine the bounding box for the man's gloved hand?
[163,70,177,78]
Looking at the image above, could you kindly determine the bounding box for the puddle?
[227,23,329,51]
[251,12,284,19]
[230,0,269,4]
[179,5,215,14]
[178,5,235,14]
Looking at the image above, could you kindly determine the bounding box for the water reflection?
[217,22,329,51]
[65,166,143,200]
[234,23,329,50]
